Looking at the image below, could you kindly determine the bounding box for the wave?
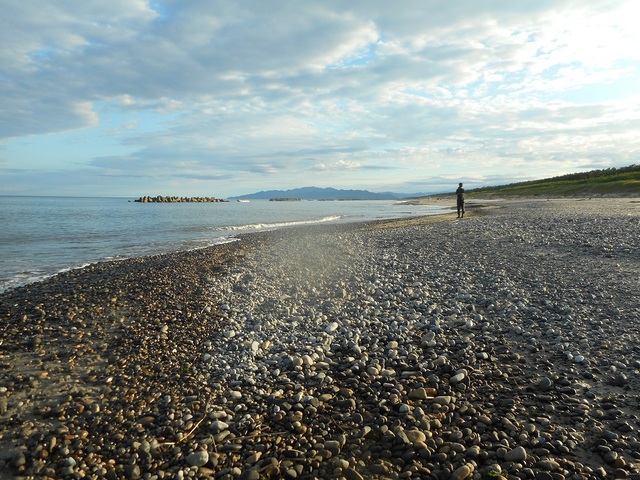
[219,215,344,232]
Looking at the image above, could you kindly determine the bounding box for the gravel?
[1,197,638,480]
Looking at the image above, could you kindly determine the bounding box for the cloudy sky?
[1,1,639,197]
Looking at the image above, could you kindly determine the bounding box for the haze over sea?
[0,196,448,293]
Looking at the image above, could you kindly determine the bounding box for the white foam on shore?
[219,215,344,232]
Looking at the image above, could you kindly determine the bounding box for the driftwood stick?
[159,404,210,447]
[231,430,289,441]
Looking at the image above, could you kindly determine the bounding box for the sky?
[1,1,639,198]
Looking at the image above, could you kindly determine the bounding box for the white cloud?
[0,0,638,196]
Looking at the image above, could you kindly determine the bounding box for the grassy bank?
[466,164,640,197]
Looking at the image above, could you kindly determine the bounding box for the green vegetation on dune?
[467,164,640,197]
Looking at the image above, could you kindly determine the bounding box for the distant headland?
[230,186,401,201]
[134,196,228,203]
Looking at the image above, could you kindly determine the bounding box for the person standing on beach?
[456,182,465,218]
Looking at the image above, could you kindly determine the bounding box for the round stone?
[504,446,528,462]
[186,450,209,467]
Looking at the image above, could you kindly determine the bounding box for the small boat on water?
[237,199,250,203]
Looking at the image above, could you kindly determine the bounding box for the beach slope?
[1,198,639,479]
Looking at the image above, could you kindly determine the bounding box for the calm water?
[0,196,448,292]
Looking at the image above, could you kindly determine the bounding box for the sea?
[0,196,450,293]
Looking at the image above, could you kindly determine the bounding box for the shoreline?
[0,200,449,295]
[1,198,639,479]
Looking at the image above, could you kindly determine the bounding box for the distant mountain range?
[229,186,421,200]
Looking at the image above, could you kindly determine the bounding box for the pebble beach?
[1,198,639,480]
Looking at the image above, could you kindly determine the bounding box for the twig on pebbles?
[330,415,351,432]
[158,404,210,448]
[231,430,289,441]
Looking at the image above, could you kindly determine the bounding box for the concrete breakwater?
[134,196,228,203]
[0,198,638,479]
